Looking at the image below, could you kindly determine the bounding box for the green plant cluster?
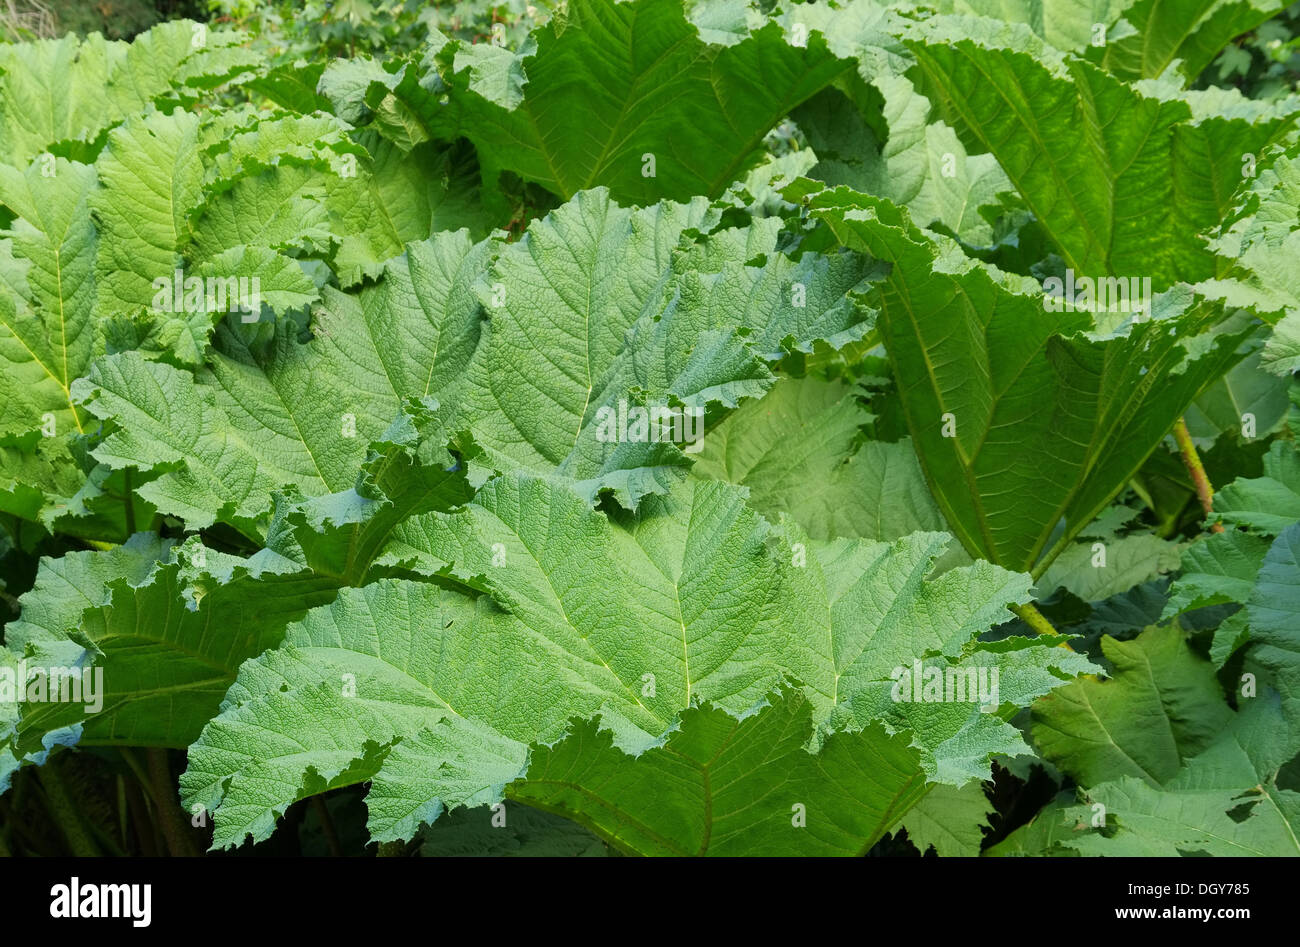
[1,0,1298,857]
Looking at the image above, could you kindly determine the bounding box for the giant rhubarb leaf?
[1210,142,1300,375]
[508,691,929,856]
[792,71,1016,246]
[73,229,490,534]
[1032,625,1300,855]
[6,541,337,754]
[93,108,324,363]
[76,189,875,530]
[0,157,107,526]
[182,475,1074,850]
[424,0,852,204]
[0,158,98,442]
[0,21,260,166]
[808,187,1255,573]
[1032,624,1234,785]
[1089,0,1289,81]
[906,18,1295,287]
[2,408,474,783]
[691,375,945,541]
[912,0,1287,82]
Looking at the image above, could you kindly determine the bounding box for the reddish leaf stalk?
[1172,418,1225,534]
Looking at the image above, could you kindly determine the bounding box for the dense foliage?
[1,0,1298,857]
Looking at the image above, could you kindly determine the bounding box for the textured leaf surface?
[11,545,337,752]
[1212,442,1300,533]
[93,110,205,355]
[0,22,260,165]
[793,73,1014,245]
[1163,529,1271,618]
[1093,0,1288,81]
[835,638,1101,785]
[74,230,490,532]
[1209,143,1300,371]
[430,0,851,203]
[1039,511,1183,602]
[183,475,1042,847]
[1068,691,1300,855]
[1246,523,1300,667]
[899,780,993,856]
[692,376,945,541]
[0,159,98,441]
[810,188,1254,572]
[78,190,875,524]
[907,20,1294,287]
[509,691,929,856]
[1032,625,1234,786]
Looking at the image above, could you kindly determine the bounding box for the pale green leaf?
[691,375,946,540]
[1032,624,1235,786]
[899,780,993,856]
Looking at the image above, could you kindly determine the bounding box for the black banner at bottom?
[0,855,1279,934]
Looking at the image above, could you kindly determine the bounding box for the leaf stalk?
[1172,417,1224,534]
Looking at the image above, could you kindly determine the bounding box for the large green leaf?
[1212,441,1300,533]
[906,18,1295,287]
[0,22,261,166]
[3,534,174,654]
[3,404,476,785]
[1031,624,1234,786]
[1183,352,1291,443]
[74,229,491,534]
[1163,528,1272,618]
[384,476,1036,718]
[509,690,929,856]
[894,0,1129,54]
[792,72,1015,246]
[898,780,993,856]
[832,637,1100,784]
[1064,685,1300,855]
[912,0,1287,83]
[426,0,852,203]
[77,190,875,528]
[182,475,1051,847]
[1210,143,1300,375]
[1245,523,1300,670]
[326,138,492,286]
[0,158,98,441]
[808,187,1255,573]
[0,534,172,785]
[92,109,326,364]
[1168,448,1300,668]
[691,375,945,541]
[7,541,337,754]
[1037,506,1183,602]
[0,157,112,529]
[1090,0,1289,81]
[462,195,877,505]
